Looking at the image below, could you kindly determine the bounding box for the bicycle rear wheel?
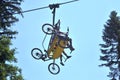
[31,48,43,60]
[42,23,54,35]
[48,63,60,75]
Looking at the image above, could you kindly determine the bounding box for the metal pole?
[52,8,56,26]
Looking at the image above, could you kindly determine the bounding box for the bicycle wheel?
[42,23,54,35]
[31,48,43,60]
[58,39,71,48]
[48,63,60,75]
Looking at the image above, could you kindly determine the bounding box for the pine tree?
[0,0,24,80]
[100,11,120,80]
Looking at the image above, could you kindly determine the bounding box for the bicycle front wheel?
[31,48,43,60]
[48,63,60,75]
[42,23,54,35]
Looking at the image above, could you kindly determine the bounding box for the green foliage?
[0,0,24,80]
[0,63,24,80]
[0,36,17,63]
[0,0,23,29]
[100,11,120,80]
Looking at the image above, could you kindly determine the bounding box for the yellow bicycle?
[31,20,71,75]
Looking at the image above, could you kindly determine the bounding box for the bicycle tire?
[48,63,60,75]
[42,23,54,35]
[31,48,43,60]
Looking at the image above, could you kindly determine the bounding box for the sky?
[12,0,120,80]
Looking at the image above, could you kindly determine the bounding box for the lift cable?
[16,0,79,14]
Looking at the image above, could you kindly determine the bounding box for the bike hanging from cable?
[20,0,78,75]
